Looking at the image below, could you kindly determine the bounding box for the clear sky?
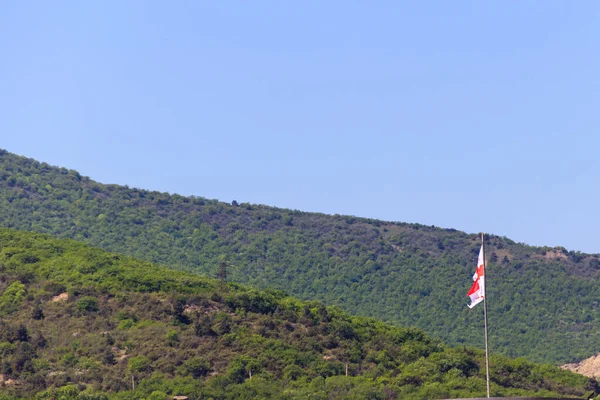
[1,2,599,252]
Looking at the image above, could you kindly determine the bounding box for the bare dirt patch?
[562,353,600,377]
[542,249,569,261]
[51,292,69,302]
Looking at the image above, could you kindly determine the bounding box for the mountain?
[1,149,599,364]
[0,227,595,399]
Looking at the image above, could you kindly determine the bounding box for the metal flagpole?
[481,232,490,398]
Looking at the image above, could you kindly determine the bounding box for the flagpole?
[482,232,490,398]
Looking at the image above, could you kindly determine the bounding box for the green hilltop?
[0,228,595,399]
[1,149,599,364]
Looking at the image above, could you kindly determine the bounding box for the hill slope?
[1,149,599,364]
[0,228,596,399]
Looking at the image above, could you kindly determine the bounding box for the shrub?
[147,391,168,400]
[165,329,179,342]
[117,319,136,330]
[128,356,151,373]
[0,282,26,313]
[77,297,99,313]
[183,357,211,378]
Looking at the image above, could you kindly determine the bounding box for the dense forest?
[0,228,596,399]
[1,150,599,364]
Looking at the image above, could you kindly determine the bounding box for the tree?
[218,260,228,292]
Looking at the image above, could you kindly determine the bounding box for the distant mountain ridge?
[1,149,599,364]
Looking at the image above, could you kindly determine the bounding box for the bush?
[165,329,179,342]
[0,282,26,313]
[128,356,151,373]
[117,319,135,330]
[225,291,278,314]
[77,297,99,313]
[183,357,211,378]
[147,391,168,400]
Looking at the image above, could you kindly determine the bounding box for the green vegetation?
[1,150,600,364]
[0,228,595,399]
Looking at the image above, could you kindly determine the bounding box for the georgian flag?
[467,244,485,308]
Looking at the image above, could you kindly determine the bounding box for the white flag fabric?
[467,244,485,308]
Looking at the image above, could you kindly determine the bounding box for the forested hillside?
[1,150,599,364]
[0,228,595,399]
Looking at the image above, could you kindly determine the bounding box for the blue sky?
[1,2,599,252]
